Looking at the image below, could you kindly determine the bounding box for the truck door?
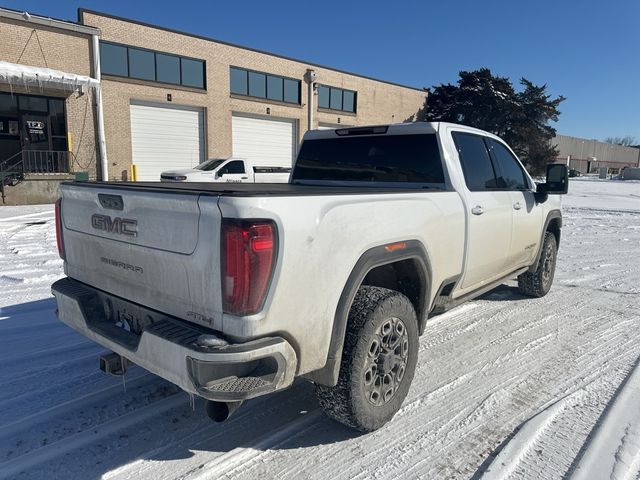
[486,139,543,267]
[451,132,513,292]
[217,160,249,183]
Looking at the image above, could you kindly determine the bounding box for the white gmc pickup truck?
[160,157,291,183]
[52,122,568,431]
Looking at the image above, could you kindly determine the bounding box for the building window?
[318,86,329,110]
[317,85,357,113]
[230,67,248,95]
[99,41,206,89]
[48,98,66,137]
[329,88,342,110]
[229,66,301,105]
[283,78,299,104]
[100,42,128,77]
[128,48,155,81]
[181,58,205,88]
[343,90,355,112]
[267,75,283,102]
[248,71,266,98]
[156,54,180,85]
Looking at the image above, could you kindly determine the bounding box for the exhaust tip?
[205,400,243,422]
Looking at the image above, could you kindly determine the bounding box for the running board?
[430,267,528,316]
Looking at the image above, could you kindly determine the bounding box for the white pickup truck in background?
[160,157,291,183]
[52,122,568,432]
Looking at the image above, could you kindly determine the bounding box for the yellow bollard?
[130,164,138,181]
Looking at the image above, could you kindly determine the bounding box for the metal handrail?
[1,149,71,203]
[0,150,71,174]
[22,150,70,174]
[0,150,24,171]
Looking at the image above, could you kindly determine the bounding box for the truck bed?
[64,181,437,197]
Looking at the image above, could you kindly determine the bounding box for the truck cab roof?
[305,121,505,142]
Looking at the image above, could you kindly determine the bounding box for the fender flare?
[529,209,562,272]
[305,240,431,386]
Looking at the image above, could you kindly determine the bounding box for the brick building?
[0,7,427,201]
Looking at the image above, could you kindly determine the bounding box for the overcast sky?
[3,0,638,141]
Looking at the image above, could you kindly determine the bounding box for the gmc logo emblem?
[91,214,138,237]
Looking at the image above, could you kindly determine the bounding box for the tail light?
[54,198,66,260]
[222,220,276,315]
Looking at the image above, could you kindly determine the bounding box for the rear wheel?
[315,286,418,432]
[518,231,557,297]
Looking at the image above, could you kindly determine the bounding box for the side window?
[223,161,245,174]
[452,132,498,191]
[488,140,529,190]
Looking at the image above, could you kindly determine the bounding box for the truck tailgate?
[59,183,223,329]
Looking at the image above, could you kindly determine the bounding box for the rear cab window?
[292,133,446,188]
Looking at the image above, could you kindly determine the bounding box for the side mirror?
[546,163,569,194]
[534,163,568,202]
[216,170,225,178]
[539,164,568,194]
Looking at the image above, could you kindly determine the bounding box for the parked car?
[568,168,581,177]
[160,157,290,183]
[52,122,568,432]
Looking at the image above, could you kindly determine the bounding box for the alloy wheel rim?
[363,317,409,407]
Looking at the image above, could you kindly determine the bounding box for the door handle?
[513,202,522,210]
[241,176,248,179]
[471,205,484,215]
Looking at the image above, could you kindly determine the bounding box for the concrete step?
[2,173,75,205]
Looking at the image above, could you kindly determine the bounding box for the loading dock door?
[232,114,295,168]
[130,103,204,181]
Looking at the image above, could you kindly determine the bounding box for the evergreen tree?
[417,68,565,174]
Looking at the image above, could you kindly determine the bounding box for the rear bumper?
[51,278,297,401]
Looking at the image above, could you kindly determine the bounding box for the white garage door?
[130,102,204,181]
[232,115,295,168]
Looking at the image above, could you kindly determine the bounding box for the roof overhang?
[0,7,100,36]
[0,61,99,92]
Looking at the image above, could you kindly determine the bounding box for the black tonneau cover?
[63,181,437,197]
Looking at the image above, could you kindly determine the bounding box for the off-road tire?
[315,286,419,432]
[517,231,557,298]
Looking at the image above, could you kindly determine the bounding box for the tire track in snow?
[0,370,153,449]
[103,382,320,480]
[227,287,639,480]
[183,411,324,480]
[0,343,97,374]
[476,370,626,480]
[0,391,187,480]
[478,388,584,480]
[164,284,636,480]
[570,354,640,480]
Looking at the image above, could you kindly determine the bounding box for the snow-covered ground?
[1,178,639,480]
